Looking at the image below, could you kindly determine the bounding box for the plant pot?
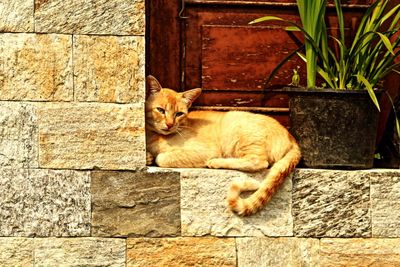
[282,87,381,169]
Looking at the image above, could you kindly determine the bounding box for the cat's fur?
[145,75,301,216]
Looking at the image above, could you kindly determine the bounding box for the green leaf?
[356,74,380,111]
[249,16,284,24]
[381,4,400,26]
[377,32,395,55]
[285,26,300,31]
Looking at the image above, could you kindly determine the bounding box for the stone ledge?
[148,167,293,237]
[293,169,371,237]
[149,167,400,238]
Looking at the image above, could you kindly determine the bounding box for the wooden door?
[146,0,397,129]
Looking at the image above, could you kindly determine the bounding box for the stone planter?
[284,88,381,169]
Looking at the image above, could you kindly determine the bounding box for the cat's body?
[146,75,301,216]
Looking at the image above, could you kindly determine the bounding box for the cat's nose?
[166,122,174,129]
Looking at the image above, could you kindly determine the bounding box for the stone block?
[91,169,180,237]
[34,238,125,266]
[237,237,320,267]
[320,238,400,266]
[38,102,145,169]
[0,33,73,101]
[127,237,236,267]
[0,169,90,237]
[0,0,34,32]
[0,238,33,266]
[74,35,145,103]
[179,168,293,237]
[371,170,400,237]
[0,102,38,168]
[35,0,145,35]
[293,169,371,237]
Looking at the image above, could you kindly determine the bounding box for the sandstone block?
[320,238,400,266]
[0,0,34,32]
[0,102,38,168]
[237,237,320,267]
[127,237,236,267]
[38,102,145,169]
[0,238,33,266]
[293,169,371,237]
[0,169,90,237]
[371,170,400,237]
[0,33,73,101]
[179,168,293,237]
[34,238,125,266]
[91,170,180,237]
[35,0,145,35]
[74,35,145,103]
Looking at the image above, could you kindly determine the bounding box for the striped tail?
[227,143,301,216]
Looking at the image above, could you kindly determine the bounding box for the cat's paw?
[146,152,154,165]
[206,158,223,169]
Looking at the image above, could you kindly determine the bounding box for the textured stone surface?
[0,169,90,237]
[179,168,293,237]
[91,170,180,237]
[127,237,236,267]
[237,237,320,267]
[34,238,125,266]
[293,169,371,237]
[0,0,34,32]
[0,238,33,266]
[74,35,145,103]
[0,102,38,168]
[320,238,400,266]
[0,33,73,101]
[371,170,400,237]
[35,0,145,35]
[38,102,145,169]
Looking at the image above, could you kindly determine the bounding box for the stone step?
[149,167,400,238]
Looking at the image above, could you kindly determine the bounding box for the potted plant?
[250,0,400,169]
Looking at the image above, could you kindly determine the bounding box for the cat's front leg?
[155,149,211,168]
[146,152,154,165]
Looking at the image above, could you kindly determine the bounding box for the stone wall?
[1,1,400,266]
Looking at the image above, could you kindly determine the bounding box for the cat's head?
[145,75,202,135]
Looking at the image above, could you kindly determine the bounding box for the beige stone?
[34,238,125,266]
[0,238,33,267]
[320,238,400,266]
[127,237,236,267]
[371,170,400,237]
[0,33,73,101]
[0,0,34,32]
[0,169,90,237]
[74,35,145,103]
[0,102,38,168]
[237,237,320,267]
[38,102,145,169]
[35,0,145,35]
[293,169,371,237]
[91,170,181,237]
[178,167,293,237]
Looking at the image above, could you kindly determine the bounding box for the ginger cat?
[145,75,301,216]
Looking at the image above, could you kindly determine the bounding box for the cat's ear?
[182,88,202,107]
[146,75,162,95]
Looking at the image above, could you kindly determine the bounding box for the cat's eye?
[156,107,165,114]
[175,112,185,117]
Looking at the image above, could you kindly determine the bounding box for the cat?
[145,75,301,216]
